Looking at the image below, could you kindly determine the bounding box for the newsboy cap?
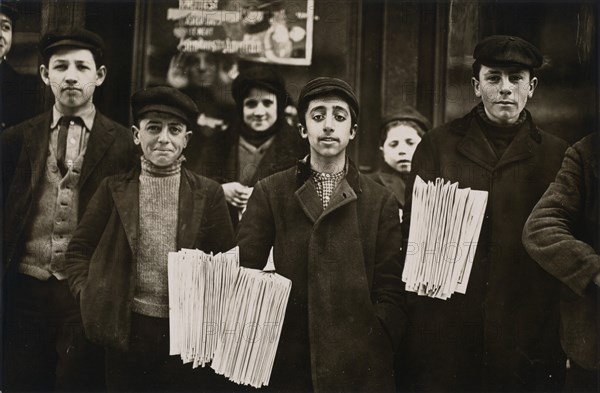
[297,77,359,125]
[131,86,199,127]
[381,105,431,136]
[0,2,19,23]
[39,26,104,57]
[473,35,543,69]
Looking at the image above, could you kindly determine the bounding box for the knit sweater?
[131,156,183,318]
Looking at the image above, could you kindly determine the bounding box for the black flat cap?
[39,26,104,57]
[0,2,19,22]
[231,65,288,108]
[381,105,431,135]
[131,86,199,127]
[297,77,359,125]
[474,35,543,69]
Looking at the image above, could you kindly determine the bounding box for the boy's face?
[40,47,106,113]
[381,125,422,174]
[301,95,356,162]
[0,13,12,59]
[472,64,537,125]
[133,112,192,167]
[243,87,278,132]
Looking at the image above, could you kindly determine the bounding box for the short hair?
[379,119,425,146]
[42,46,103,68]
[298,92,358,128]
[472,61,534,80]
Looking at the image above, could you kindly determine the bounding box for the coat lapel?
[495,123,536,170]
[111,171,139,258]
[457,118,498,172]
[23,113,52,190]
[295,180,323,224]
[80,112,116,187]
[176,169,206,249]
[317,179,358,224]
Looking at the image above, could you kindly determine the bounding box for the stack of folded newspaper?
[402,176,488,299]
[168,247,291,388]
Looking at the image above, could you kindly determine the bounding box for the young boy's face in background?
[133,112,191,167]
[302,95,355,165]
[40,47,106,113]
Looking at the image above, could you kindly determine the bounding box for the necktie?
[56,116,81,176]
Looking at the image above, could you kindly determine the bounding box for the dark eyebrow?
[332,106,349,114]
[309,106,326,113]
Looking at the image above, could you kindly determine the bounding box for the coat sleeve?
[522,145,600,296]
[372,192,407,350]
[200,182,236,253]
[236,179,275,270]
[65,178,113,301]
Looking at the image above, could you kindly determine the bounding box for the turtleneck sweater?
[131,156,183,318]
[476,103,527,160]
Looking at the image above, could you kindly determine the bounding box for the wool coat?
[399,107,569,392]
[236,158,406,392]
[1,110,135,275]
[64,166,235,350]
[523,133,599,371]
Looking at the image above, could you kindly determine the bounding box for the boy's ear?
[183,130,193,148]
[298,123,308,139]
[95,65,107,86]
[471,77,481,97]
[349,124,357,140]
[39,64,50,86]
[131,125,141,145]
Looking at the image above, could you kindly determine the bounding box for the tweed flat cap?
[131,86,199,127]
[0,2,19,22]
[381,105,431,135]
[474,35,543,68]
[297,77,359,124]
[39,26,104,56]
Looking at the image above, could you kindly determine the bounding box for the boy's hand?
[222,182,252,208]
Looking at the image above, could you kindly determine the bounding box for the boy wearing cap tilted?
[399,36,569,391]
[1,27,134,391]
[65,86,235,391]
[236,77,406,392]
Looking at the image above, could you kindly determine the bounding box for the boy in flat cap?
[236,77,406,392]
[371,105,431,209]
[0,1,34,130]
[65,86,235,391]
[1,27,134,391]
[399,35,569,391]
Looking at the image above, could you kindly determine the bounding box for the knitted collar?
[140,155,185,177]
[476,102,527,130]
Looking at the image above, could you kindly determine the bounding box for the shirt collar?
[296,155,362,194]
[50,104,96,130]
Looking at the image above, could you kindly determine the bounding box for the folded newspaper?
[402,176,488,300]
[168,247,291,388]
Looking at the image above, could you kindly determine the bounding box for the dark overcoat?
[399,107,569,392]
[64,166,235,350]
[237,158,406,392]
[523,133,599,371]
[1,110,134,274]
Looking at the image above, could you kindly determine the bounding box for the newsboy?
[1,27,133,391]
[236,77,406,392]
[399,36,569,391]
[65,86,235,391]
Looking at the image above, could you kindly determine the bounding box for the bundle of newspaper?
[167,247,291,388]
[211,268,291,388]
[402,176,488,299]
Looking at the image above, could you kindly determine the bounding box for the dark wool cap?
[381,105,431,135]
[473,35,543,69]
[297,77,359,125]
[231,65,288,109]
[39,26,104,57]
[0,2,19,22]
[131,86,199,127]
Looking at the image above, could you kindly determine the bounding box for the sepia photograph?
[1,0,598,392]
